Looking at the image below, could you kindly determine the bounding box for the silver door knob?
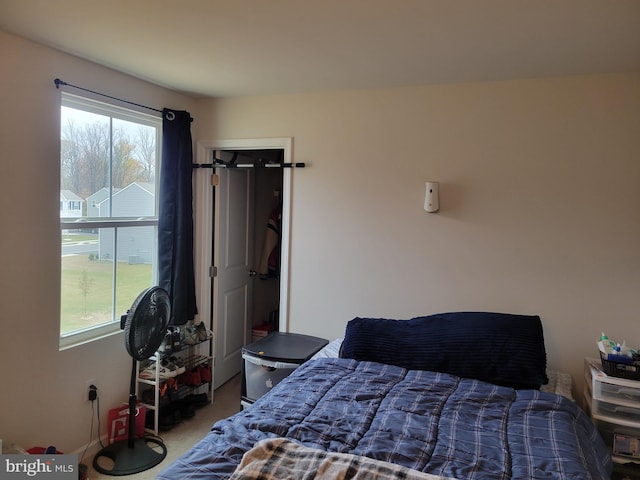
[248,269,257,277]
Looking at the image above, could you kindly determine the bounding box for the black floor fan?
[93,286,171,476]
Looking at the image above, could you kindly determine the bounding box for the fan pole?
[127,359,137,449]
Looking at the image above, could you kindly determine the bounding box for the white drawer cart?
[584,357,640,477]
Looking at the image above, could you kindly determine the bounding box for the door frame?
[194,137,293,346]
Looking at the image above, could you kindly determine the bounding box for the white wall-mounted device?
[424,181,439,213]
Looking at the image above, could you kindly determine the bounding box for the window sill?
[59,323,123,351]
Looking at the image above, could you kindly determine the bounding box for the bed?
[156,312,612,480]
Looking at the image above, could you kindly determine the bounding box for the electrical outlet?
[85,378,97,401]
[88,384,97,401]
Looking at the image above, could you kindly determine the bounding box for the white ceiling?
[1,0,639,98]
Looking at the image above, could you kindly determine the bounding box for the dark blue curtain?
[158,109,197,325]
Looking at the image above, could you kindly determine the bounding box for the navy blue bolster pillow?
[339,311,548,389]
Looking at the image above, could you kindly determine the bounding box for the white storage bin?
[242,353,299,401]
[241,332,329,405]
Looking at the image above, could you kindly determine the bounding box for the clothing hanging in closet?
[258,205,281,279]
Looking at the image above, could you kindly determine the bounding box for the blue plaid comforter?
[157,358,611,480]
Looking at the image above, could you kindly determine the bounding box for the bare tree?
[61,118,109,199]
[80,122,110,196]
[61,109,157,201]
[61,119,83,193]
[112,127,143,188]
[79,269,95,317]
[134,126,156,182]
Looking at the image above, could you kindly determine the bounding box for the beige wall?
[0,31,195,453]
[196,74,640,394]
[1,26,639,455]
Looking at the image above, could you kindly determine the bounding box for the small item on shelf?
[198,362,212,383]
[613,432,640,459]
[182,322,200,345]
[159,359,179,378]
[158,326,182,352]
[195,321,213,341]
[181,367,202,387]
[141,387,171,408]
[170,326,182,350]
[167,356,186,375]
[139,362,156,380]
[158,330,174,353]
[597,333,617,356]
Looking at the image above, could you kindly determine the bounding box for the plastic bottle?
[597,333,615,355]
[619,341,635,358]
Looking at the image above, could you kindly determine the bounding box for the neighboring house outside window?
[59,92,161,349]
[96,182,156,265]
[60,190,83,217]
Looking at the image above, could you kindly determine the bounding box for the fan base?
[93,437,167,476]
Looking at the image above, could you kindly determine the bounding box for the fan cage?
[124,286,171,361]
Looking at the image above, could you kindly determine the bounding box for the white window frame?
[59,92,162,350]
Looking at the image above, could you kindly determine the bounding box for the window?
[59,93,161,349]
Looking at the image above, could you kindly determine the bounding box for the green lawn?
[61,255,152,334]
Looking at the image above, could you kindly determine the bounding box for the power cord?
[79,389,96,468]
[96,395,105,448]
[80,386,105,466]
[79,402,93,465]
[83,385,163,454]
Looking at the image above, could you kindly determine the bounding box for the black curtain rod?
[54,78,164,114]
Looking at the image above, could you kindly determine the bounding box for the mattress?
[157,357,611,480]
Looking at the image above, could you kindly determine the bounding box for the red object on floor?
[107,403,147,444]
[27,446,63,454]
